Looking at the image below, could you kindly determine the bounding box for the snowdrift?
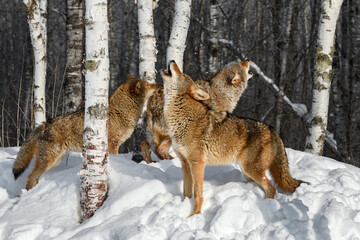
[0,147,359,239]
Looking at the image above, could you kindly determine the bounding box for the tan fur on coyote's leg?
[177,152,193,199]
[189,158,205,216]
[157,136,173,159]
[140,140,155,164]
[241,148,276,198]
[26,144,66,190]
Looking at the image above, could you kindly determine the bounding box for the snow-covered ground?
[0,147,359,240]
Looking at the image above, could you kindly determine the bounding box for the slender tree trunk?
[199,0,208,74]
[166,0,192,71]
[275,0,294,132]
[332,0,350,163]
[23,0,47,127]
[305,0,344,155]
[138,0,157,84]
[80,0,109,222]
[302,2,312,101]
[349,0,360,166]
[131,0,158,162]
[209,0,221,75]
[65,0,83,114]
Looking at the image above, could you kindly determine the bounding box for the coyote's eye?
[248,70,253,75]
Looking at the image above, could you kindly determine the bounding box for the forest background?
[1,0,359,167]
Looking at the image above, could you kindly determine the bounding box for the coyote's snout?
[162,61,303,216]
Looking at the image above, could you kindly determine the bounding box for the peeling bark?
[80,0,109,222]
[305,0,344,155]
[23,0,47,127]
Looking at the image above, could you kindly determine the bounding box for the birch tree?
[166,0,192,71]
[23,0,47,127]
[65,0,84,114]
[138,0,157,83]
[305,0,344,155]
[132,0,158,162]
[80,0,110,221]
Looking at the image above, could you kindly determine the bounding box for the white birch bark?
[305,0,344,155]
[166,0,192,71]
[80,0,109,221]
[209,0,221,75]
[138,0,157,84]
[132,0,158,162]
[65,0,83,114]
[23,0,47,127]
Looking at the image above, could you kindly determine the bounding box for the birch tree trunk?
[80,0,109,221]
[65,0,83,114]
[209,0,221,75]
[166,0,192,71]
[305,0,344,155]
[23,0,47,127]
[138,0,157,84]
[131,0,158,162]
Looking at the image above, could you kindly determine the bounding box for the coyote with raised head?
[13,76,157,190]
[141,60,252,163]
[162,61,303,216]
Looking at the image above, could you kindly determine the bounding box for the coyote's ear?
[131,81,141,95]
[228,73,242,85]
[127,74,135,80]
[188,83,210,101]
[240,60,250,68]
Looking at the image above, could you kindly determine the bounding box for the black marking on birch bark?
[84,60,99,72]
[87,103,108,119]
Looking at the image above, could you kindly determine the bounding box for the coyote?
[162,61,303,216]
[13,76,157,190]
[141,60,252,163]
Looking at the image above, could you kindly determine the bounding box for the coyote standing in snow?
[162,61,303,216]
[141,60,252,163]
[13,76,157,190]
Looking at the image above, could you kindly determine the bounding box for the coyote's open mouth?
[163,61,173,77]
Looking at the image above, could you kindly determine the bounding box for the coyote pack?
[141,60,252,163]
[162,61,303,216]
[13,77,157,190]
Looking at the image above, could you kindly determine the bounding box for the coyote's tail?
[270,132,303,193]
[13,123,45,179]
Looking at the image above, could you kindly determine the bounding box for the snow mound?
[0,148,359,239]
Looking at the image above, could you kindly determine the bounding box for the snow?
[0,147,359,239]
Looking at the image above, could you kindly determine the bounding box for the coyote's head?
[214,60,253,86]
[111,75,157,106]
[205,59,253,113]
[125,75,157,99]
[161,60,209,101]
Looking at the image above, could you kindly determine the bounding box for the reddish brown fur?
[13,77,156,190]
[162,61,303,216]
[141,61,252,163]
